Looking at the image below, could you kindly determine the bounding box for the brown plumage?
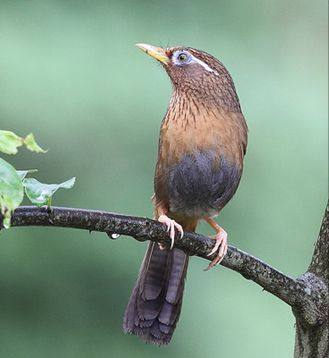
[123,44,248,345]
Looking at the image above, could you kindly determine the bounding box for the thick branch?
[308,200,329,285]
[292,200,329,326]
[2,205,325,318]
[293,201,329,358]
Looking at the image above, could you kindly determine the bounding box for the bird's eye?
[172,50,192,66]
[177,53,188,62]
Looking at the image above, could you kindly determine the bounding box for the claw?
[158,214,183,250]
[204,227,228,271]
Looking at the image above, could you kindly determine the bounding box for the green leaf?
[16,169,38,180]
[23,133,47,153]
[0,158,24,228]
[0,130,23,154]
[23,177,76,207]
[0,130,47,154]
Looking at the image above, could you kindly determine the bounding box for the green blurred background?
[0,0,327,357]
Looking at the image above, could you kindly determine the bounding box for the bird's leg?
[157,209,184,250]
[204,217,228,270]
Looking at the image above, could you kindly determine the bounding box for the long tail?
[123,242,189,345]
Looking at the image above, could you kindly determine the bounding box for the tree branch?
[293,201,329,358]
[2,205,327,325]
[293,200,329,326]
[2,204,328,357]
[308,202,329,285]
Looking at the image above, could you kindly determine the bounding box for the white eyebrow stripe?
[190,54,218,74]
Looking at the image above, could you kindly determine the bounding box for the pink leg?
[204,217,228,270]
[158,214,184,250]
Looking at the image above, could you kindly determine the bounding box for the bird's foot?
[205,227,228,271]
[158,214,183,250]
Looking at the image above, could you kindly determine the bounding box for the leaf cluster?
[0,130,75,228]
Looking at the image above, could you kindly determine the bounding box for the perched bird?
[123,44,248,345]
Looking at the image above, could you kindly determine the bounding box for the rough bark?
[293,202,329,358]
[1,202,328,357]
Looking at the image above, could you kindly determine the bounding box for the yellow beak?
[136,43,169,64]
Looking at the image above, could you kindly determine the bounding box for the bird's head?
[136,43,240,111]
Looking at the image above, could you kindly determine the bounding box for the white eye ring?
[173,51,191,65]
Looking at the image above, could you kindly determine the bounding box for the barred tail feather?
[123,242,189,345]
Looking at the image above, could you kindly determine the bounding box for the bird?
[123,43,248,345]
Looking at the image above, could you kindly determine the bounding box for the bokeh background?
[0,0,327,357]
